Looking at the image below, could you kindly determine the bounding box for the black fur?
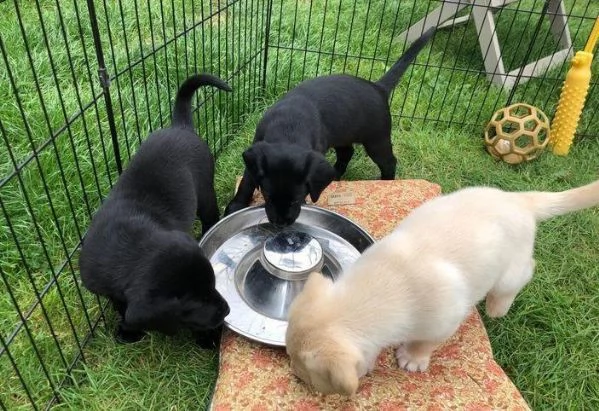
[225,28,436,226]
[79,74,231,347]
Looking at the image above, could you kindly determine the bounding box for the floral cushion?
[209,180,530,410]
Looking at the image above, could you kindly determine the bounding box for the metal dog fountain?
[199,205,374,346]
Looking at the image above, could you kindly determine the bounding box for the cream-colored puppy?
[286,179,599,395]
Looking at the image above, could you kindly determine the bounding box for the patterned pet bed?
[209,180,530,410]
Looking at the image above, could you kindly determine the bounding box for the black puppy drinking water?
[79,74,231,347]
[225,28,436,226]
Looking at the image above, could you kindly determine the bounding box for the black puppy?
[79,74,231,347]
[225,28,436,226]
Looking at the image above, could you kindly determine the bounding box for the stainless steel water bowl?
[199,205,374,346]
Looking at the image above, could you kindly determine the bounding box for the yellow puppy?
[286,179,599,395]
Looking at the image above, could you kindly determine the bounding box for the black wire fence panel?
[0,0,598,409]
[0,0,266,409]
[266,0,598,138]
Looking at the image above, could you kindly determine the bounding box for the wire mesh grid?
[1,0,266,408]
[0,0,597,409]
[265,0,598,137]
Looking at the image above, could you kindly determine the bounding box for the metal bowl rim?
[198,204,375,346]
[199,204,374,247]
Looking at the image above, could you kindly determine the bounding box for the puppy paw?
[485,294,514,318]
[224,202,245,216]
[115,324,145,343]
[367,357,377,373]
[395,345,430,372]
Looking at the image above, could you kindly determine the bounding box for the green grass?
[1,0,598,409]
[55,331,219,410]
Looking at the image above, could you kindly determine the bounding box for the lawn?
[1,0,598,410]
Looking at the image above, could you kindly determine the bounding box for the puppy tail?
[375,27,436,97]
[171,74,232,128]
[520,179,599,221]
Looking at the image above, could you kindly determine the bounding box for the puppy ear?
[242,142,267,182]
[306,152,336,203]
[303,271,332,296]
[327,359,360,396]
[301,349,360,396]
[288,272,332,322]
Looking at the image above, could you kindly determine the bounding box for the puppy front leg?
[224,169,257,216]
[110,299,145,343]
[395,341,440,372]
[365,353,378,374]
[198,187,220,236]
[116,322,146,343]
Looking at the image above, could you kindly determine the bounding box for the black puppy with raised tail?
[225,28,436,226]
[79,74,231,347]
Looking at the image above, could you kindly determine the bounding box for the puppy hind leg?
[396,340,441,372]
[333,146,355,180]
[486,258,535,318]
[363,139,397,180]
[198,188,220,237]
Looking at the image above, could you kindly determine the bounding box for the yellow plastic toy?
[550,17,599,156]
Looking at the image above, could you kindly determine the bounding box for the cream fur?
[285,179,599,395]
